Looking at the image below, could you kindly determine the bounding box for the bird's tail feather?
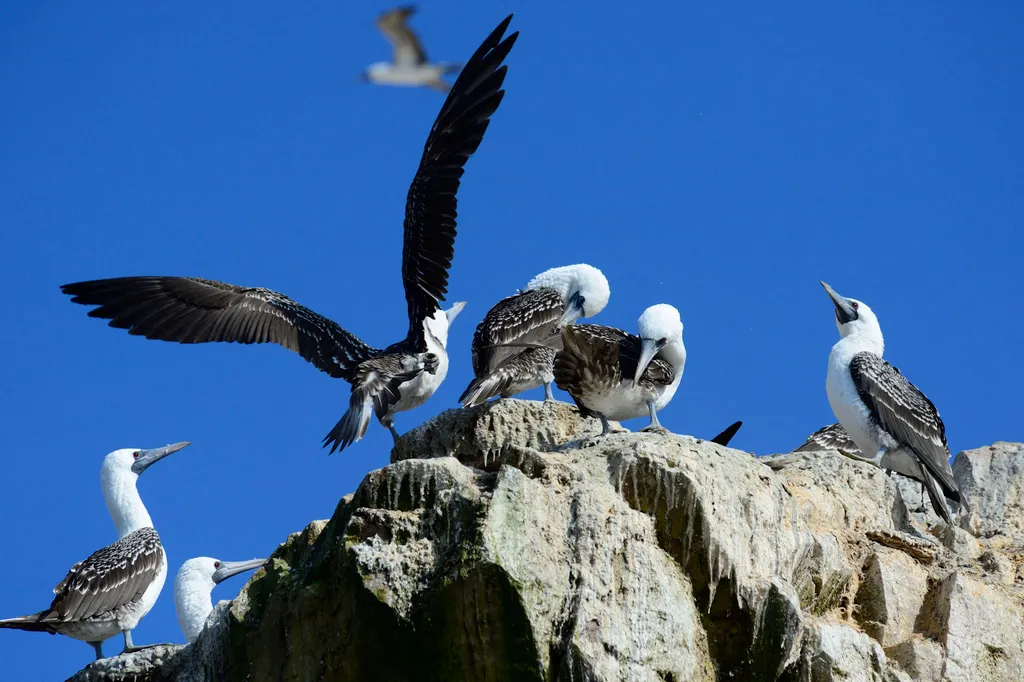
[920,471,954,525]
[710,421,743,447]
[0,612,55,633]
[323,394,374,455]
[459,372,510,408]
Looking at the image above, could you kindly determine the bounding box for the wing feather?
[401,16,517,350]
[849,353,960,501]
[471,289,565,375]
[375,6,427,66]
[61,276,380,381]
[41,528,163,623]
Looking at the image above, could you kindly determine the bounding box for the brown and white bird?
[459,264,610,407]
[61,16,518,454]
[554,304,686,435]
[0,442,189,660]
[362,6,462,92]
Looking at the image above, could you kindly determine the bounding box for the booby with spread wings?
[62,16,518,454]
[363,6,462,92]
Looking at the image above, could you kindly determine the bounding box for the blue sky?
[2,1,1022,677]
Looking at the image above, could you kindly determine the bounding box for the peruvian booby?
[821,281,966,524]
[459,264,611,407]
[0,442,189,660]
[175,557,265,643]
[61,16,518,454]
[553,304,686,435]
[795,422,860,455]
[363,6,461,92]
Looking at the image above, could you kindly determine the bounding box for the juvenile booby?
[363,6,461,92]
[795,422,860,454]
[0,442,189,660]
[175,557,265,643]
[821,281,966,524]
[61,16,518,454]
[553,304,686,435]
[459,264,611,407]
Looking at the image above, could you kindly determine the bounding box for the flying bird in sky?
[62,15,518,454]
[362,6,462,92]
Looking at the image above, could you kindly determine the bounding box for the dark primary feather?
[471,288,565,375]
[401,15,517,350]
[60,277,379,381]
[710,421,743,447]
[554,324,675,403]
[795,423,860,454]
[39,528,163,624]
[849,353,963,507]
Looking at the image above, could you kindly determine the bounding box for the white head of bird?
[100,442,190,539]
[423,301,466,348]
[821,282,884,356]
[526,264,611,327]
[175,557,265,643]
[634,303,686,383]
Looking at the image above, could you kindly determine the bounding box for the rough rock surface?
[68,400,1024,682]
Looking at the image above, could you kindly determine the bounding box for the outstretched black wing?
[401,15,517,350]
[61,276,379,381]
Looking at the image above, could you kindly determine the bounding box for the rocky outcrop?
[69,401,1024,682]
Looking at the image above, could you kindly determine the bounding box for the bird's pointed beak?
[131,441,190,475]
[820,281,857,325]
[634,339,660,386]
[557,291,585,329]
[445,301,467,324]
[212,558,266,584]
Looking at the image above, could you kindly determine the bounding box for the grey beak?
[634,338,660,386]
[445,301,467,324]
[820,281,858,325]
[557,291,585,329]
[130,441,190,475]
[212,558,266,585]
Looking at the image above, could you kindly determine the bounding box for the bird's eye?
[133,451,140,459]
[657,337,667,346]
[851,302,859,310]
[214,562,220,569]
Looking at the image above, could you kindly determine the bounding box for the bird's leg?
[381,417,401,444]
[91,641,104,660]
[544,382,555,402]
[422,352,439,375]
[121,630,166,654]
[639,402,669,434]
[600,415,612,436]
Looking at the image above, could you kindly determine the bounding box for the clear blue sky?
[2,2,1022,677]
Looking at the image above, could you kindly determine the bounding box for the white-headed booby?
[795,422,860,455]
[362,6,462,92]
[61,16,518,454]
[175,557,265,643]
[459,264,611,407]
[0,442,189,660]
[553,304,686,435]
[821,281,966,524]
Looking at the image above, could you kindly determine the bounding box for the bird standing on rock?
[554,304,686,435]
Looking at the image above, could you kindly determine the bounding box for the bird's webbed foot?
[640,424,672,435]
[422,352,439,375]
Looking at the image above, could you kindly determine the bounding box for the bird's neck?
[174,570,215,643]
[101,469,153,539]
[833,327,884,363]
[660,340,688,375]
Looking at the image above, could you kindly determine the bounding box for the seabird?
[174,557,265,643]
[363,6,462,92]
[821,281,966,524]
[60,16,518,454]
[0,442,190,660]
[458,264,611,407]
[553,304,686,435]
[795,422,860,454]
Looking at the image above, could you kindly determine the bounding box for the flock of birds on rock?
[0,8,969,666]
